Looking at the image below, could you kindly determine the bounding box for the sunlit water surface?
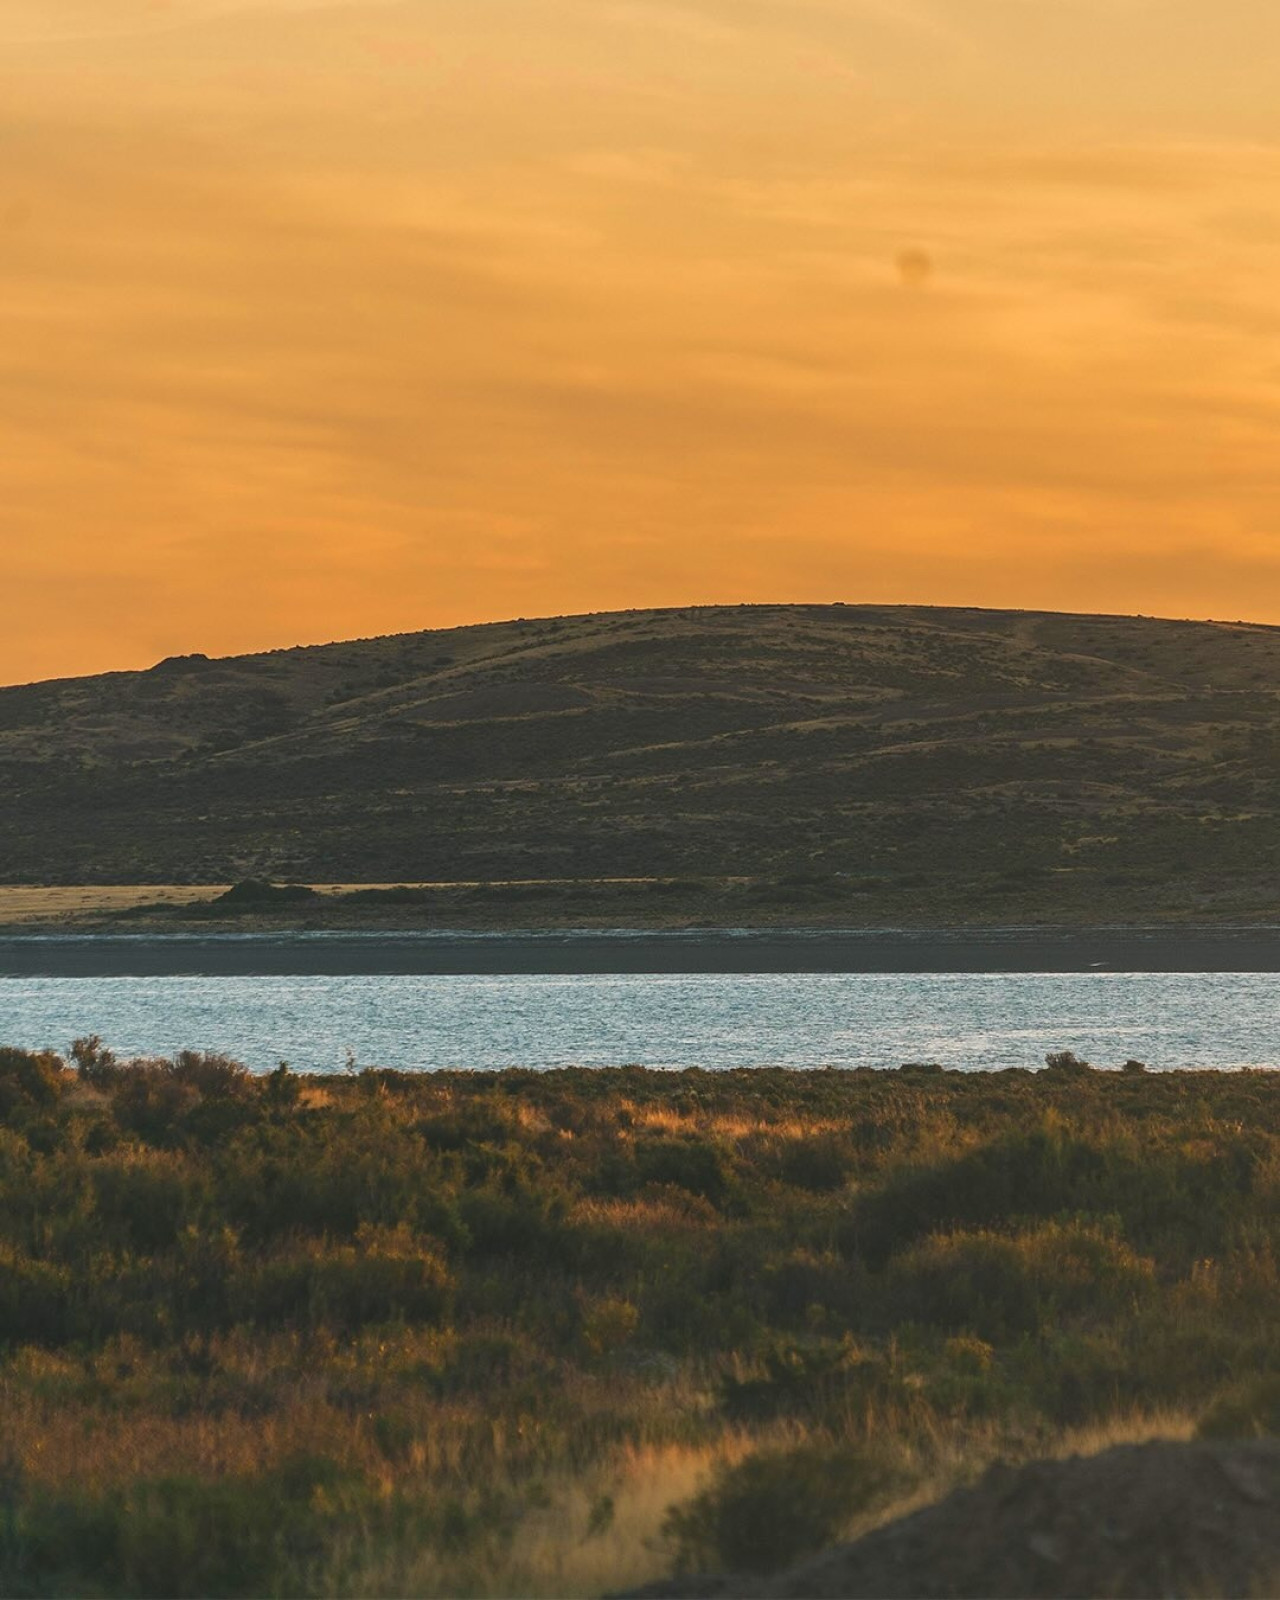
[3,971,1280,1072]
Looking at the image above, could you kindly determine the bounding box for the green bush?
[665,1444,899,1573]
[0,1049,65,1120]
[241,1229,452,1333]
[91,1153,198,1255]
[1198,1375,1280,1439]
[774,1134,855,1193]
[0,1248,74,1347]
[634,1137,732,1204]
[109,1064,200,1147]
[3,1456,366,1598]
[848,1123,1260,1268]
[884,1222,1155,1340]
[720,1338,882,1423]
[170,1053,252,1101]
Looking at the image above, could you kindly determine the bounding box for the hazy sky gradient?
[6,0,1280,680]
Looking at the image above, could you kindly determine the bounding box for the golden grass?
[620,1103,852,1140]
[1050,1407,1197,1459]
[434,1405,1202,1598]
[569,1195,716,1231]
[0,879,706,926]
[469,1442,739,1600]
[0,886,228,922]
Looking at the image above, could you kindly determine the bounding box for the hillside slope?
[4,604,1280,923]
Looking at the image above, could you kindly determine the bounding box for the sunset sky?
[6,1,1280,681]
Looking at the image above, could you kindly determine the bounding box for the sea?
[2,933,1279,1073]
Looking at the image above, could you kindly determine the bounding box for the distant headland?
[4,603,1279,930]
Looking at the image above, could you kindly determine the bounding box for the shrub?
[775,1134,855,1193]
[944,1334,995,1375]
[719,1338,880,1424]
[170,1052,251,1101]
[70,1035,117,1085]
[634,1137,731,1205]
[263,1063,301,1112]
[1198,1375,1280,1440]
[109,1063,200,1146]
[4,1456,364,1598]
[884,1222,1155,1341]
[763,1249,857,1325]
[665,1444,899,1573]
[213,880,320,909]
[242,1227,452,1333]
[1044,1050,1093,1073]
[847,1123,1260,1268]
[0,1248,74,1347]
[847,1127,1108,1267]
[456,1184,569,1262]
[0,1048,65,1119]
[92,1152,199,1254]
[580,1294,639,1356]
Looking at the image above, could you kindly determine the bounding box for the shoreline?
[7,926,1280,976]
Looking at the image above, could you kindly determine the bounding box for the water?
[3,970,1280,1073]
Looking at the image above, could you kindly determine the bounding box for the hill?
[4,603,1280,924]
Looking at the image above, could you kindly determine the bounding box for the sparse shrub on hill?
[21,605,1280,922]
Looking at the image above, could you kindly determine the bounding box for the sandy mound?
[631,1439,1280,1599]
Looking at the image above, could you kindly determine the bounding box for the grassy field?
[0,879,838,933]
[2,1043,1280,1595]
[7,603,1280,924]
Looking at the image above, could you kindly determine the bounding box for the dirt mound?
[633,1439,1280,1599]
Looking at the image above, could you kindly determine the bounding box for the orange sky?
[6,1,1280,683]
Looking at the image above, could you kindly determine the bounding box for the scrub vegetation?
[1,1043,1280,1595]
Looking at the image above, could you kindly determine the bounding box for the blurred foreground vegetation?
[2,1043,1280,1594]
